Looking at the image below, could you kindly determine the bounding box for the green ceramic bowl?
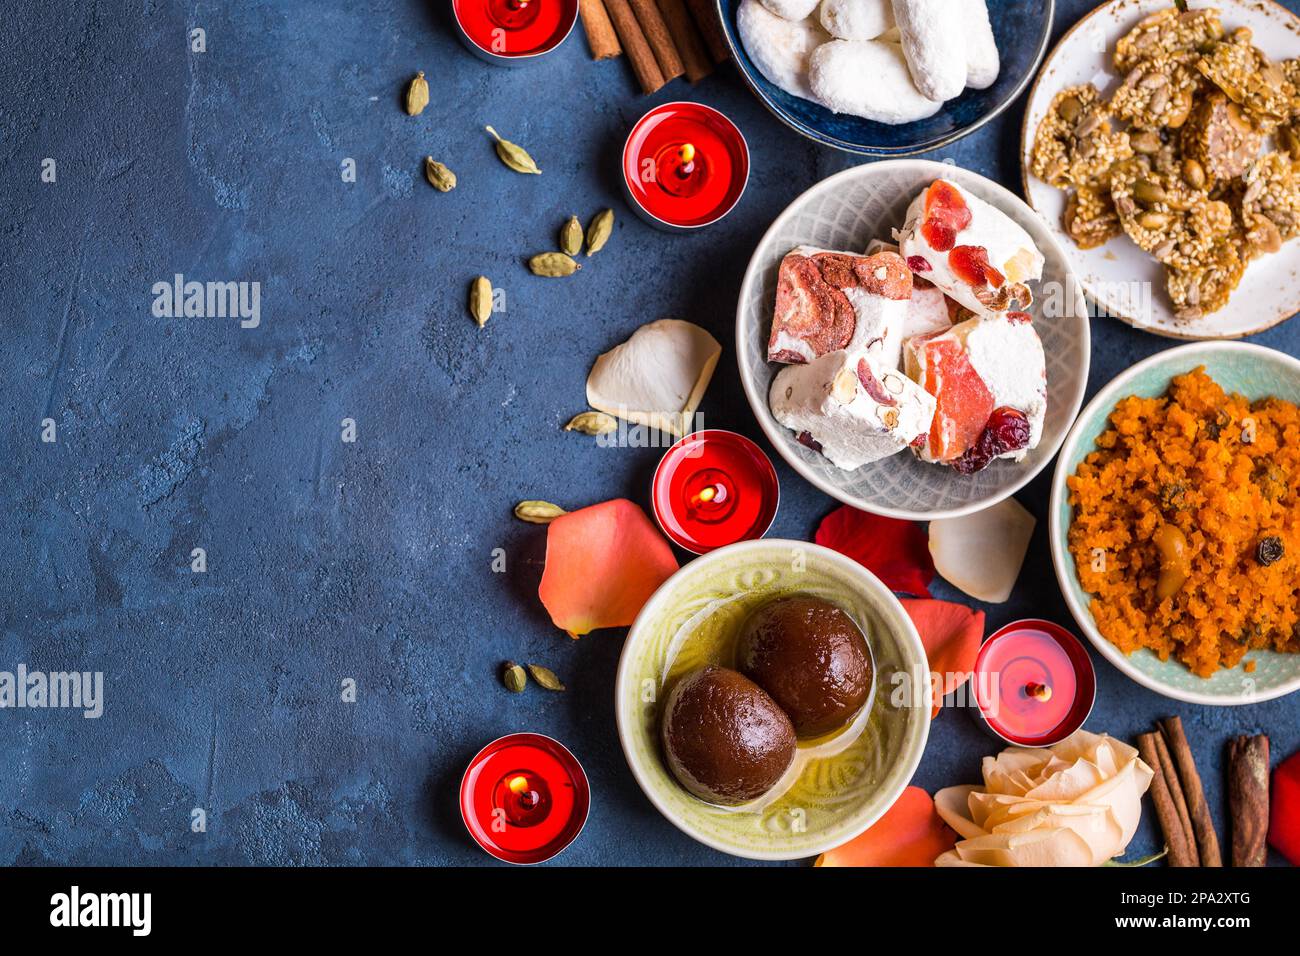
[615,540,930,860]
[1049,342,1300,705]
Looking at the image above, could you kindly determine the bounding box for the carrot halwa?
[1068,367,1300,678]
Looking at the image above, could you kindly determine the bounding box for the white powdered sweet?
[737,0,830,101]
[809,39,943,123]
[890,0,967,102]
[963,0,1000,90]
[771,349,935,470]
[760,0,822,19]
[818,0,893,41]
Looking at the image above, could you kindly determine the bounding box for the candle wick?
[1025,682,1053,702]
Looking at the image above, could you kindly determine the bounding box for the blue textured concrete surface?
[1,1,1297,866]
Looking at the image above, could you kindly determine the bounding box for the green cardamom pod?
[469,276,492,328]
[485,125,541,175]
[425,157,456,192]
[502,661,527,693]
[586,208,614,256]
[528,252,580,278]
[527,664,565,692]
[514,500,567,523]
[564,411,618,435]
[560,216,583,256]
[405,71,429,116]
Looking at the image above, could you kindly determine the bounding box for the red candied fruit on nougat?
[910,334,994,463]
[920,181,972,253]
[949,245,1005,289]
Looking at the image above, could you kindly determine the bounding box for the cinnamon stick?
[1160,716,1223,867]
[657,0,713,83]
[605,0,667,94]
[685,0,732,63]
[1227,734,1270,867]
[1153,731,1198,866]
[579,0,623,60]
[1138,733,1197,867]
[628,0,685,82]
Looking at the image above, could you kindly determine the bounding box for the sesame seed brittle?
[1111,55,1201,130]
[1113,6,1225,74]
[1030,84,1133,189]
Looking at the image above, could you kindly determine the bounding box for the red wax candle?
[623,102,750,230]
[972,620,1096,747]
[452,0,578,61]
[460,733,590,864]
[652,430,779,554]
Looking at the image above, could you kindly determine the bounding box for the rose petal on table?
[928,497,1035,603]
[814,505,934,596]
[538,499,679,637]
[816,786,956,867]
[899,598,984,717]
[1269,751,1300,865]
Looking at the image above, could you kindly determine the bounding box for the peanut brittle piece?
[1030,84,1132,189]
[1166,242,1245,321]
[1111,54,1200,130]
[1114,7,1224,74]
[1181,90,1264,183]
[1242,151,1300,244]
[1111,156,1235,269]
[1063,185,1121,250]
[1197,29,1295,129]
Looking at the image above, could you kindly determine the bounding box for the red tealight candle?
[452,0,578,63]
[623,102,750,231]
[652,430,779,554]
[460,733,590,864]
[972,619,1096,747]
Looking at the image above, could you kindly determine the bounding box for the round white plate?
[736,159,1090,520]
[1020,0,1300,340]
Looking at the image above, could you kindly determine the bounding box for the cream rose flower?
[934,731,1154,866]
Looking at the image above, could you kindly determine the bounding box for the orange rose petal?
[816,786,957,867]
[538,499,679,637]
[900,598,985,718]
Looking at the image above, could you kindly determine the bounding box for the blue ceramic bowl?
[717,0,1054,156]
[1049,342,1300,705]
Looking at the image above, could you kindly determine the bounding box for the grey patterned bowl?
[1050,342,1300,705]
[736,160,1090,519]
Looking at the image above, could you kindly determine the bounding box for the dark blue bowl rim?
[716,0,1056,157]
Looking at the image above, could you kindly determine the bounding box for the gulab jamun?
[660,665,797,806]
[737,595,873,738]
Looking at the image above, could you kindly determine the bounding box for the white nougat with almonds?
[770,349,935,470]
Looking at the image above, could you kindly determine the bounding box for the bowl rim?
[1018,0,1300,341]
[613,538,932,861]
[1048,340,1300,705]
[717,0,1056,157]
[735,158,1091,520]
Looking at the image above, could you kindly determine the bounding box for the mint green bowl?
[615,540,931,860]
[1049,342,1300,705]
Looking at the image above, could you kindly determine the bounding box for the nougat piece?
[896,180,1043,318]
[767,246,912,365]
[770,349,935,471]
[1114,6,1224,74]
[1031,84,1133,189]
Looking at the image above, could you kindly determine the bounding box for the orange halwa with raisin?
[1068,368,1300,677]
